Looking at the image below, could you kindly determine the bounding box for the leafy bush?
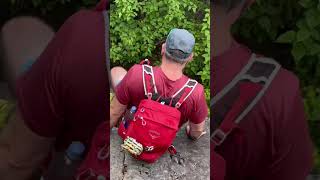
[276,0,320,122]
[109,0,210,101]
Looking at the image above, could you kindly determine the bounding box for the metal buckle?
[147,93,152,99]
[168,145,177,154]
[211,129,227,146]
[175,102,181,108]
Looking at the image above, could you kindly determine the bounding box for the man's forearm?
[187,120,206,140]
[110,96,127,128]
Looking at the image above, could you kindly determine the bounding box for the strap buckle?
[175,102,181,108]
[168,145,177,155]
[211,129,227,146]
[140,59,150,65]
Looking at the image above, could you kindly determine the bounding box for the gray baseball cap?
[165,28,195,62]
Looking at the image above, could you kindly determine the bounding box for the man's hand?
[0,109,54,180]
[186,120,206,140]
[110,96,127,128]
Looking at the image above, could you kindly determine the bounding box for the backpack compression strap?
[171,79,198,108]
[211,54,281,147]
[142,64,198,107]
[142,64,158,99]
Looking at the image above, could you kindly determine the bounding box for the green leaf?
[299,0,314,8]
[292,42,307,61]
[258,16,271,32]
[309,43,320,55]
[297,28,311,42]
[305,9,320,28]
[276,31,296,43]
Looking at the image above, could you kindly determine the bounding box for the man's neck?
[214,30,233,57]
[160,59,184,81]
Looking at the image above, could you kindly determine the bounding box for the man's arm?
[187,85,208,140]
[0,110,54,180]
[110,96,127,128]
[186,120,207,140]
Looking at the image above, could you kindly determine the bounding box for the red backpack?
[211,54,281,180]
[117,62,198,163]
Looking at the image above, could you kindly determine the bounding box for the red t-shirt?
[115,64,208,126]
[211,42,314,180]
[16,10,109,150]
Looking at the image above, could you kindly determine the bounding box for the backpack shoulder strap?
[211,54,281,147]
[171,78,198,108]
[142,64,157,99]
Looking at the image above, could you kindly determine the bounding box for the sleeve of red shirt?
[189,85,208,124]
[262,78,314,180]
[16,11,85,138]
[115,65,139,105]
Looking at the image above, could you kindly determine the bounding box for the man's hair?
[214,0,246,11]
[165,49,188,65]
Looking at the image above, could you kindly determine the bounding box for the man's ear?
[161,43,166,55]
[187,53,194,62]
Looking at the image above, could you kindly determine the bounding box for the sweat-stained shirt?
[211,41,314,180]
[115,64,208,127]
[15,9,109,151]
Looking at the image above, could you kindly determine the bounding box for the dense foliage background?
[0,0,319,173]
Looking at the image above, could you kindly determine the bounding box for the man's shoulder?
[268,65,300,98]
[127,64,143,76]
[56,9,103,42]
[184,78,205,101]
[64,9,103,28]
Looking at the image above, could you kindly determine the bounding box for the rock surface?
[110,120,210,180]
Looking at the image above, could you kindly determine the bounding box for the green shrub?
[276,0,320,122]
